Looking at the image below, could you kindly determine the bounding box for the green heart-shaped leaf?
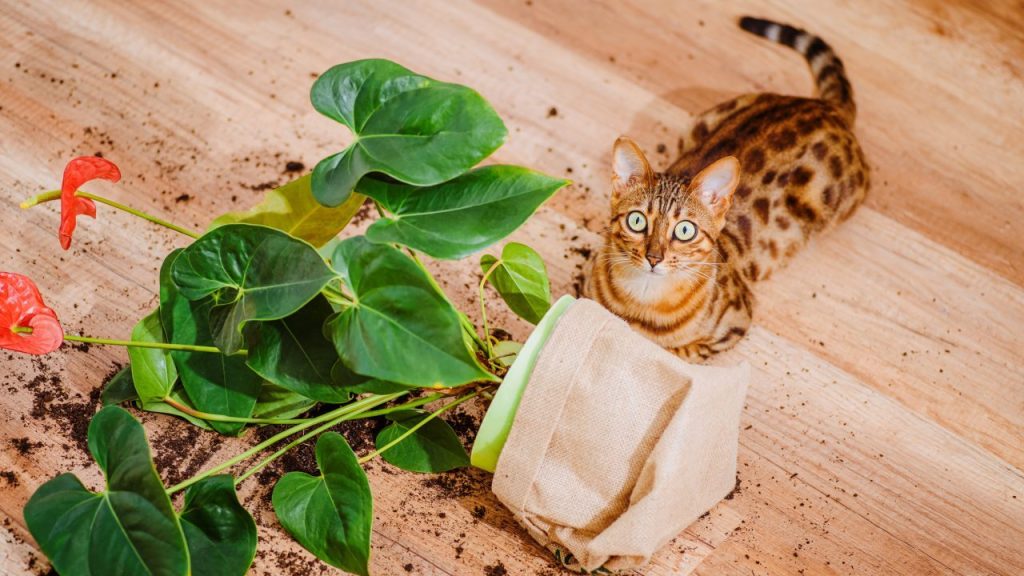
[326,236,496,387]
[24,406,189,576]
[310,59,507,207]
[180,475,257,576]
[362,166,568,259]
[272,433,372,576]
[375,410,469,473]
[128,310,178,403]
[345,379,415,395]
[481,242,552,324]
[252,382,318,420]
[161,251,261,435]
[329,360,415,395]
[171,224,337,354]
[210,174,366,247]
[245,296,348,403]
[101,366,138,406]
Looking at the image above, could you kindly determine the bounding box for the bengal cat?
[587,17,870,361]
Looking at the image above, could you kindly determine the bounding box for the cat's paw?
[671,341,713,361]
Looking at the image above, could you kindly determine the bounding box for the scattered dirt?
[25,360,116,460]
[348,199,375,226]
[572,271,586,297]
[724,474,742,500]
[335,416,387,455]
[569,245,592,260]
[273,550,324,575]
[484,561,508,575]
[562,225,597,299]
[547,106,558,118]
[446,409,479,447]
[10,437,43,456]
[421,467,490,499]
[284,160,305,173]
[151,423,212,488]
[0,470,19,486]
[69,341,92,353]
[247,180,280,192]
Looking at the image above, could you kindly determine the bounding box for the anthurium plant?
[7,59,567,576]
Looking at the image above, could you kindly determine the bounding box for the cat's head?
[606,137,740,277]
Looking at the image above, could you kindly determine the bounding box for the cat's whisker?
[597,258,633,269]
[679,267,715,283]
[596,253,638,267]
[708,245,727,265]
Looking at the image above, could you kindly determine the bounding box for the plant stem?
[18,190,60,207]
[358,392,442,418]
[20,189,199,239]
[161,395,309,425]
[63,334,238,355]
[79,192,200,238]
[166,392,405,495]
[459,314,488,352]
[358,390,479,464]
[232,392,447,485]
[234,413,348,485]
[322,281,355,307]
[479,259,502,359]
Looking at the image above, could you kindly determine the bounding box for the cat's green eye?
[673,220,698,242]
[626,211,647,233]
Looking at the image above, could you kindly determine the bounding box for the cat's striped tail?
[739,16,856,125]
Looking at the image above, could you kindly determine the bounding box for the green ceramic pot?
[470,294,576,472]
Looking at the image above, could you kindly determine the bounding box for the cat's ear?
[612,137,654,196]
[691,156,740,221]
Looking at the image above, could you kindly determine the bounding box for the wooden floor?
[1,1,1022,574]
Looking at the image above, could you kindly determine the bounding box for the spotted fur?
[586,17,870,360]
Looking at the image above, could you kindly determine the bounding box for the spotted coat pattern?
[587,17,870,360]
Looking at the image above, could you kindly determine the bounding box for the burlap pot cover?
[492,299,750,573]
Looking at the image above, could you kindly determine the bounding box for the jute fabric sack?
[492,299,749,572]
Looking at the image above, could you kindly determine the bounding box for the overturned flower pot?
[473,297,750,573]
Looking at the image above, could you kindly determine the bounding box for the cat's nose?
[646,253,663,268]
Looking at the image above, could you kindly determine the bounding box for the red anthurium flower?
[0,272,63,355]
[59,156,121,250]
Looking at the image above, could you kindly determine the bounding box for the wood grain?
[1,0,1022,575]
